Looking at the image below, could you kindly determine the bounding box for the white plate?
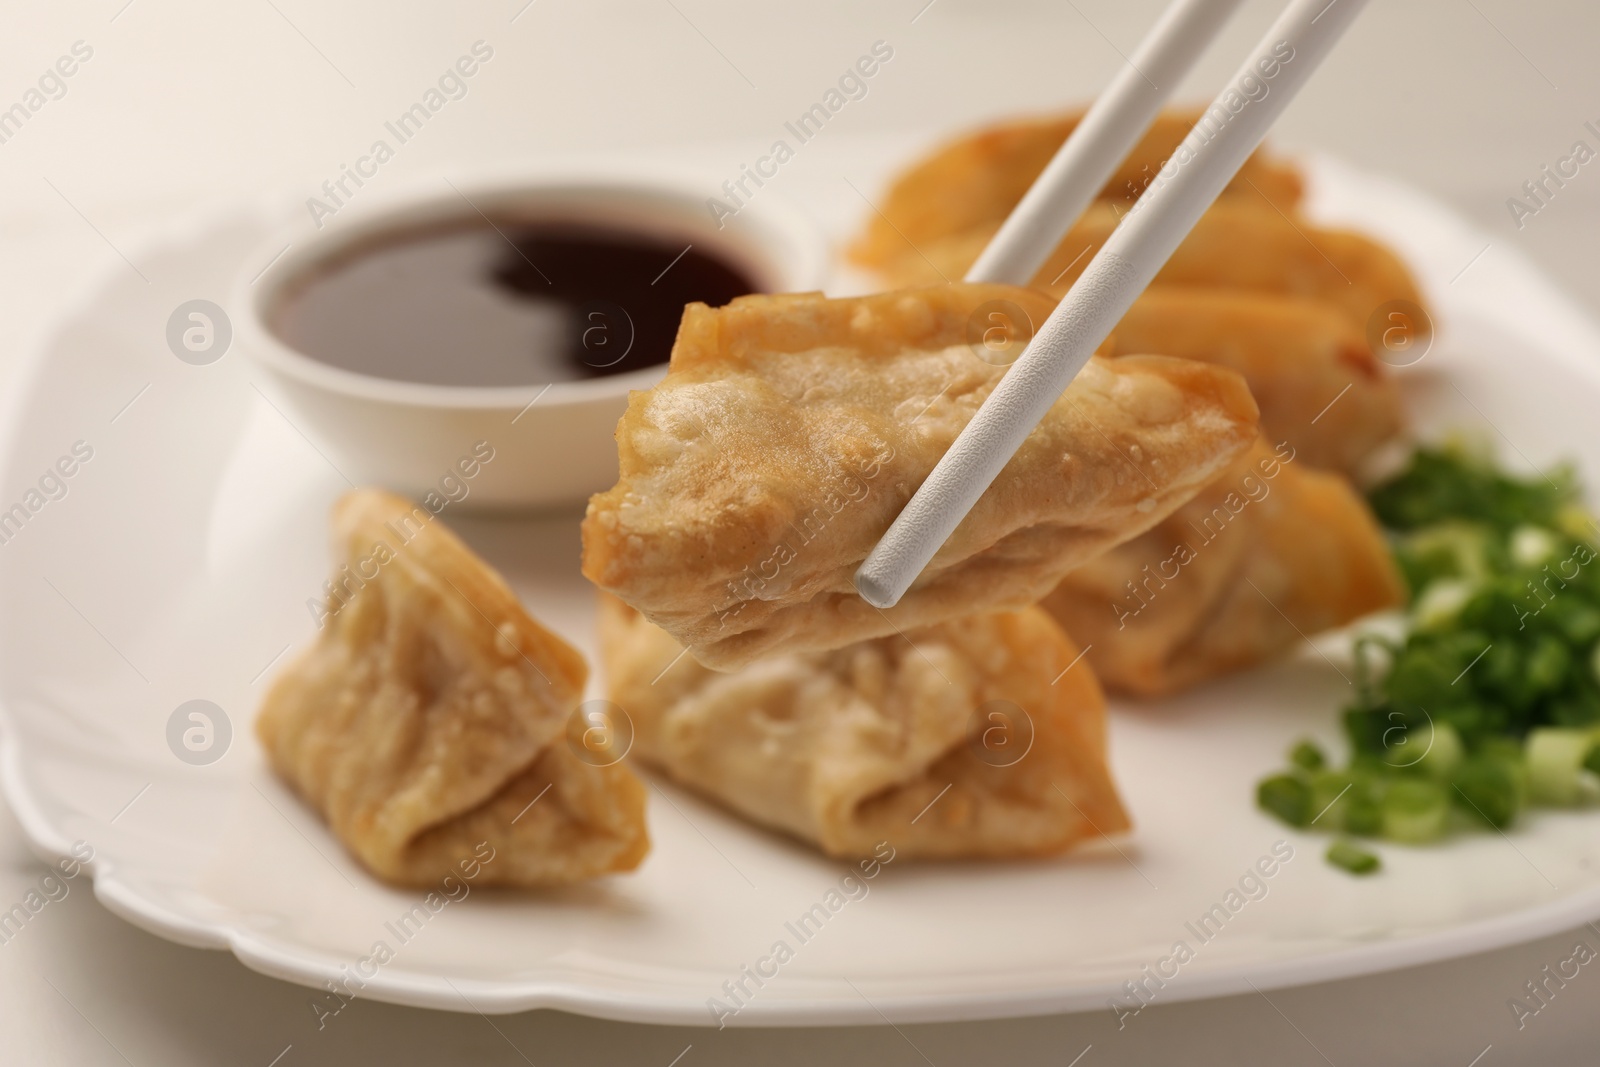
[6,151,1600,1028]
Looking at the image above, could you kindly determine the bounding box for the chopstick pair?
[855,0,1369,609]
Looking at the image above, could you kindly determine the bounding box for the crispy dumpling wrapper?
[869,199,1424,330]
[599,596,1129,859]
[1108,288,1405,478]
[1041,439,1405,697]
[582,285,1259,670]
[848,107,1303,272]
[257,489,649,887]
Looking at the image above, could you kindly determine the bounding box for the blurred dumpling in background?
[848,107,1303,274]
[1040,439,1405,697]
[863,199,1423,331]
[849,107,1426,332]
[1107,288,1405,479]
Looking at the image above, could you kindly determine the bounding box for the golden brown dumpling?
[257,489,649,887]
[1107,288,1405,478]
[870,199,1424,331]
[599,596,1128,859]
[1041,439,1405,697]
[582,285,1259,670]
[848,107,1303,273]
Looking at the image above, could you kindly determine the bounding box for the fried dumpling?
[599,596,1129,859]
[1107,288,1405,478]
[257,489,649,887]
[582,285,1260,670]
[1040,439,1405,697]
[848,107,1303,273]
[869,199,1423,331]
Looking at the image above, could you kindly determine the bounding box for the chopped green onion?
[1367,445,1573,534]
[1558,506,1599,543]
[1290,739,1326,772]
[1396,522,1495,591]
[1526,728,1600,806]
[1584,743,1600,780]
[1526,636,1573,697]
[1381,779,1450,843]
[1510,525,1561,568]
[1452,755,1526,829]
[1257,442,1600,869]
[1306,770,1353,830]
[1326,840,1381,875]
[1344,780,1385,837]
[1413,579,1476,631]
[1415,721,1464,780]
[1257,775,1311,828]
[1552,603,1600,645]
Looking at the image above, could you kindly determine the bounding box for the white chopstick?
[856,0,1368,609]
[964,0,1246,286]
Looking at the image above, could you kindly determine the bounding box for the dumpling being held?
[257,489,650,887]
[599,596,1128,859]
[582,285,1260,670]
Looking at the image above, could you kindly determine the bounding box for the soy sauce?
[271,220,756,388]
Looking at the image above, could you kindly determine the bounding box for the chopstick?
[965,0,1246,286]
[856,0,1369,609]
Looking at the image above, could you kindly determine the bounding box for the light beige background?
[1,1,1598,1063]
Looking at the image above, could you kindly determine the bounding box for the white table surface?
[3,0,1600,1062]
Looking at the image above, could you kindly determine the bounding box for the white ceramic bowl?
[234,168,830,509]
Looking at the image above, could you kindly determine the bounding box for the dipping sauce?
[270,221,757,387]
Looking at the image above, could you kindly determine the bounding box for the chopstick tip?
[854,565,902,609]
